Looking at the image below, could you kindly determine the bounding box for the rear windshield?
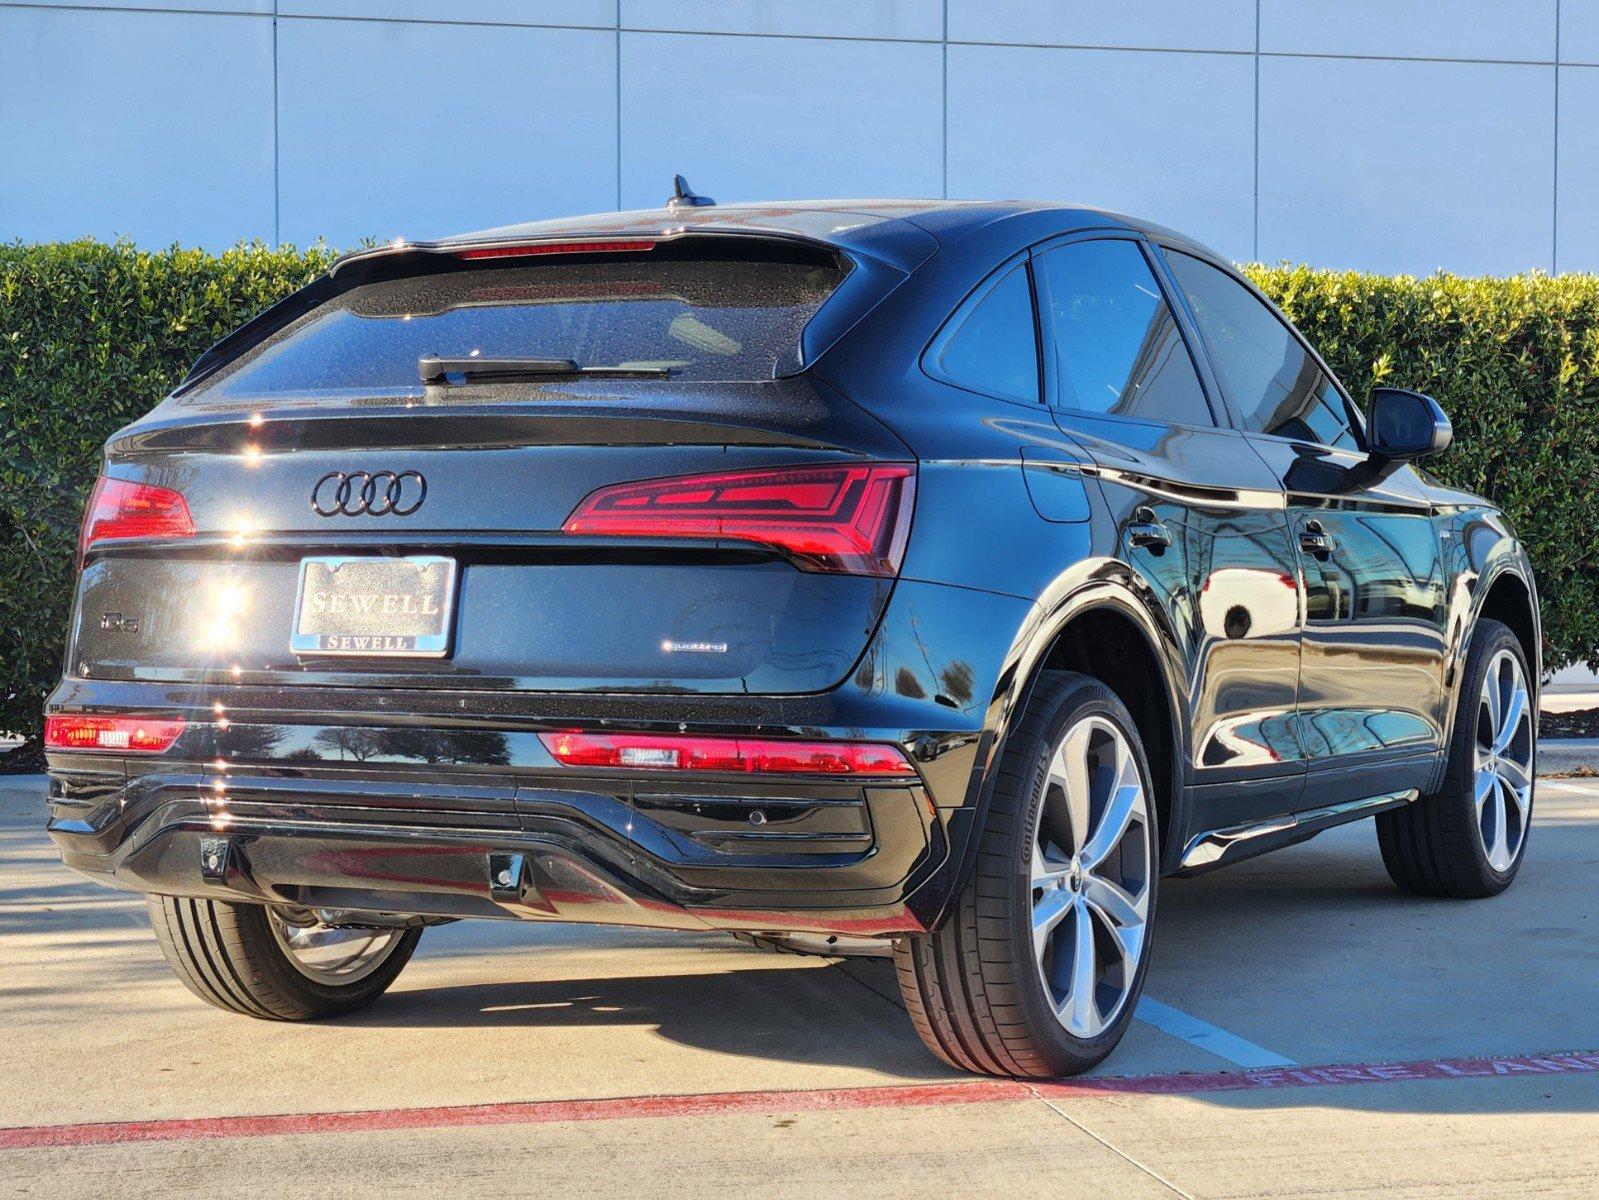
[190,250,845,400]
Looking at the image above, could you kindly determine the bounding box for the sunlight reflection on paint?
[199,581,250,649]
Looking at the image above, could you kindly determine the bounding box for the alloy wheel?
[1474,648,1535,872]
[267,907,404,986]
[1030,715,1153,1039]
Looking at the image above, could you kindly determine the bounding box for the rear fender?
[928,566,1190,926]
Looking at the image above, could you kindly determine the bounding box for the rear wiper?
[418,355,671,383]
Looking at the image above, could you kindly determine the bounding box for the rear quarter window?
[926,262,1040,403]
[189,250,845,401]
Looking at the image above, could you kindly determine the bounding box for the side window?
[929,263,1039,402]
[1033,239,1216,427]
[1165,251,1359,451]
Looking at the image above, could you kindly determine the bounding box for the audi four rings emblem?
[311,471,427,517]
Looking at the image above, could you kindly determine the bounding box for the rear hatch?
[69,236,915,695]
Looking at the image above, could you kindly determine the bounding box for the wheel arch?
[1428,559,1542,796]
[1477,567,1541,687]
[951,580,1191,908]
[1033,605,1184,872]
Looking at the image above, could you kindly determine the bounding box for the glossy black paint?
[45,200,1540,936]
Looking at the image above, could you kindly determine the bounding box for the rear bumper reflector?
[538,730,917,777]
[45,714,186,754]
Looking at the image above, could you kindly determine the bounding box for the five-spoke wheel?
[267,907,409,987]
[1030,716,1152,1040]
[1473,648,1534,873]
[895,671,1159,1077]
[1378,618,1536,897]
[148,894,422,1019]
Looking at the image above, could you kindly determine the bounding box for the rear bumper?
[45,718,978,937]
[45,577,1031,933]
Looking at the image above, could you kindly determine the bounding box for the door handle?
[1299,521,1336,559]
[1127,510,1172,551]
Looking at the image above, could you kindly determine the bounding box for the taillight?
[79,476,194,564]
[539,731,917,777]
[45,714,185,754]
[563,463,916,577]
[456,240,656,260]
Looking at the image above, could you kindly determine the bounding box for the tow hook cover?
[488,852,529,901]
[199,837,232,881]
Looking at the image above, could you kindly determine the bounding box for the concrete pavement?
[2,772,1597,1198]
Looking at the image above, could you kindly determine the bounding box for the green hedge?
[1245,263,1599,681]
[0,242,1594,742]
[1,241,333,741]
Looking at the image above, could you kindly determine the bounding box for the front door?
[1156,247,1449,809]
[1262,447,1448,806]
[1031,235,1307,834]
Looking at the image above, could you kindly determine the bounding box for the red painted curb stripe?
[0,1083,1028,1150]
[1031,1050,1599,1099]
[4,1051,1598,1151]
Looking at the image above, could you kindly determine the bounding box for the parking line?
[5,1051,1597,1151]
[1538,779,1596,794]
[1134,996,1296,1067]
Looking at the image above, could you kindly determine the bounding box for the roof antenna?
[668,174,716,210]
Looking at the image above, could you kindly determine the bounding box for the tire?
[147,896,422,1020]
[894,671,1159,1078]
[1376,618,1536,898]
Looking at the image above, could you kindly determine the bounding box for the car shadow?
[336,794,1599,1114]
[7,776,1597,1115]
[345,956,953,1079]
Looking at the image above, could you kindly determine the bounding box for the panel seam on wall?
[941,0,949,199]
[0,7,1576,66]
[1554,0,1562,270]
[614,0,622,211]
[272,0,280,245]
[1253,0,1261,260]
[0,5,614,34]
[949,40,1562,67]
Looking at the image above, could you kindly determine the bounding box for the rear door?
[1032,234,1307,830]
[1157,248,1449,809]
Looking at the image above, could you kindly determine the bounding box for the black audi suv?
[44,197,1539,1077]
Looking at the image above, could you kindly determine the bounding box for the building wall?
[0,1,1588,274]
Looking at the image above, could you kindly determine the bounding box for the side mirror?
[1367,387,1451,461]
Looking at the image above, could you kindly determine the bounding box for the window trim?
[1153,241,1369,454]
[1029,230,1227,434]
[919,252,1045,406]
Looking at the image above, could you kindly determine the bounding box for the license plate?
[291,555,457,657]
